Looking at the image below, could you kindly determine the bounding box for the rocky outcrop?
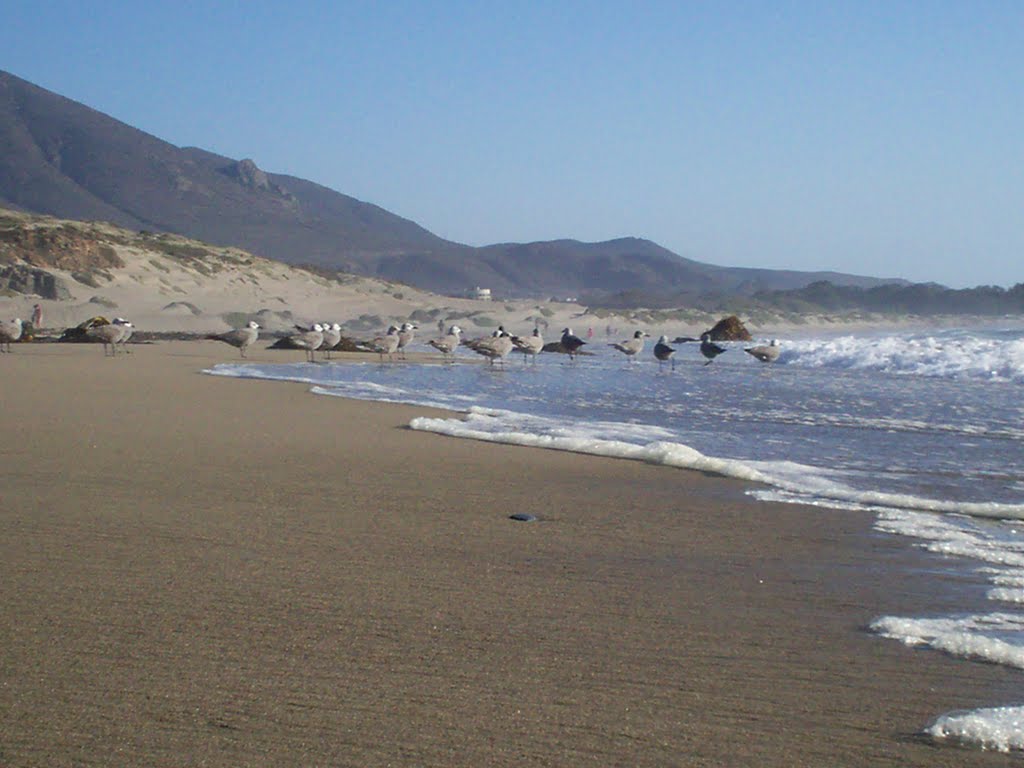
[704,315,752,341]
[224,158,272,191]
[221,159,298,205]
[0,264,71,299]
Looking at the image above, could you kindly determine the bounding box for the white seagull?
[745,339,781,363]
[465,327,514,367]
[86,319,133,356]
[0,318,23,353]
[428,325,463,363]
[361,325,400,362]
[320,322,342,360]
[511,327,544,363]
[609,330,648,361]
[208,321,260,358]
[288,323,325,362]
[397,322,418,360]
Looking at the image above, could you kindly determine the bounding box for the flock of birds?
[598,328,780,368]
[0,316,136,355]
[217,321,781,368]
[1,315,782,367]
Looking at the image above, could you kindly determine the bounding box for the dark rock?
[704,315,752,341]
[58,316,110,342]
[509,513,537,522]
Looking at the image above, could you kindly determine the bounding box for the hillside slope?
[1,69,900,298]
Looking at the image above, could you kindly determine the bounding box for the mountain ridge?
[1,69,902,298]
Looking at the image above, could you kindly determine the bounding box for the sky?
[3,1,1022,288]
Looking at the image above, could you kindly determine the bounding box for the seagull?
[0,318,23,353]
[560,327,587,360]
[745,339,781,363]
[699,333,728,365]
[361,325,400,362]
[465,327,514,367]
[609,330,648,361]
[113,317,134,353]
[428,325,463,363]
[287,323,325,362]
[208,321,260,358]
[653,335,676,369]
[86,319,132,356]
[397,322,418,360]
[511,327,544,363]
[320,322,342,360]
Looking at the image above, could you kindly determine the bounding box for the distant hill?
[0,69,902,298]
[754,280,1024,316]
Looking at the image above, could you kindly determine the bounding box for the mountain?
[0,69,901,298]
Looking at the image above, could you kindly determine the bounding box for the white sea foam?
[874,510,1024,565]
[986,570,1024,588]
[928,707,1024,752]
[409,407,772,483]
[988,588,1024,604]
[782,333,1024,381]
[204,362,336,386]
[870,613,1024,669]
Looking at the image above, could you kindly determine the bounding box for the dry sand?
[1,342,1019,767]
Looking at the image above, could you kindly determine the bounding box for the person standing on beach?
[31,304,42,328]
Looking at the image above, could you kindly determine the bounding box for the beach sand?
[1,341,1018,767]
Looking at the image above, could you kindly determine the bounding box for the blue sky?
[3,1,1021,288]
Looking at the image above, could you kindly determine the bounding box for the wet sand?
[0,342,1018,766]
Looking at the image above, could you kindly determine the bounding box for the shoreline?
[1,342,1020,766]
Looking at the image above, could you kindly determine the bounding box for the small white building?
[473,287,492,301]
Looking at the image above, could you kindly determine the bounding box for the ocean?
[206,323,1024,752]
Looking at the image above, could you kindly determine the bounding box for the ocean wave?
[411,408,1024,520]
[781,333,1024,382]
[409,407,770,483]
